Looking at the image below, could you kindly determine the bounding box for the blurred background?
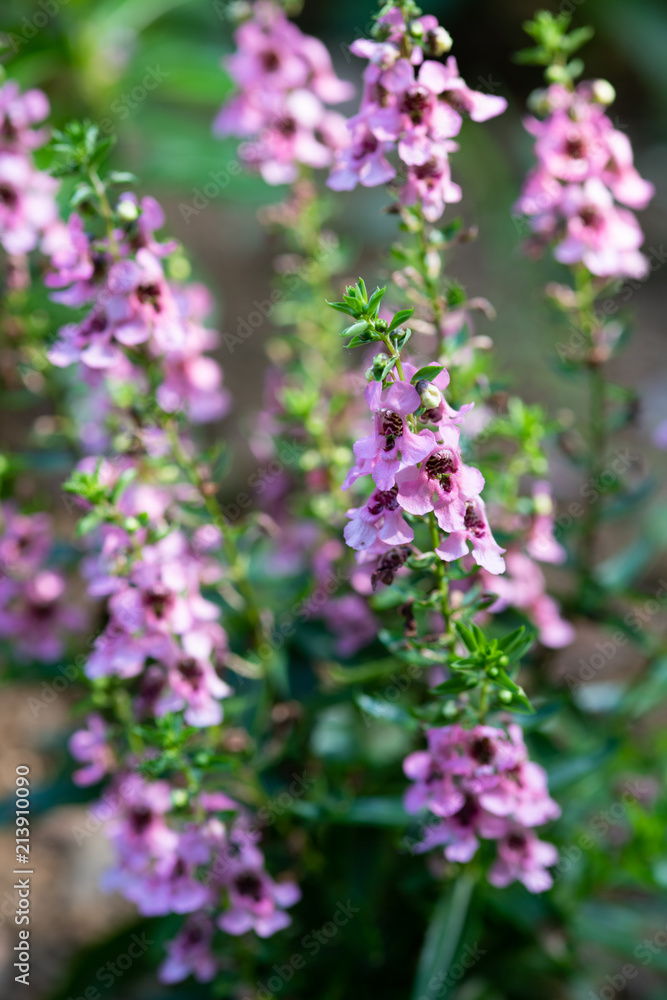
[0,0,666,995]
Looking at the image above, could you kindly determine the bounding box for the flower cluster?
[93,779,299,983]
[213,0,353,185]
[0,504,84,661]
[327,6,506,220]
[83,513,232,729]
[344,362,506,582]
[0,80,59,258]
[46,194,229,425]
[404,723,560,892]
[516,80,654,278]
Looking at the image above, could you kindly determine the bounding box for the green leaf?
[76,512,101,537]
[513,45,549,65]
[373,356,397,381]
[366,285,387,317]
[341,320,370,338]
[455,622,479,652]
[470,623,487,648]
[411,875,476,1000]
[411,364,445,385]
[355,693,417,729]
[70,183,94,207]
[387,307,415,333]
[327,300,358,318]
[345,330,375,349]
[108,171,137,184]
[498,626,536,661]
[562,25,595,53]
[110,467,137,504]
[431,676,477,695]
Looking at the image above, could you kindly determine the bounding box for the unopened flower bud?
[367,352,392,382]
[415,379,442,410]
[409,20,424,39]
[375,318,388,332]
[424,26,453,57]
[117,198,139,223]
[591,79,615,105]
[498,690,513,704]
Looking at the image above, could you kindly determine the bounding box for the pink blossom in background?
[214,0,353,184]
[69,714,115,786]
[517,79,654,278]
[327,8,506,218]
[0,506,84,661]
[0,81,60,258]
[482,550,574,649]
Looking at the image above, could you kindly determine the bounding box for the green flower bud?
[117,199,139,223]
[424,26,453,57]
[591,79,615,105]
[415,379,442,411]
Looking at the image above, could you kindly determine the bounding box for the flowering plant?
[0,3,665,998]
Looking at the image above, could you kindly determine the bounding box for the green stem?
[379,331,406,382]
[478,681,490,722]
[415,211,446,355]
[574,265,606,585]
[88,167,119,257]
[428,511,453,644]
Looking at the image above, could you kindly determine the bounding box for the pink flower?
[518,79,654,279]
[344,378,435,491]
[155,638,232,728]
[69,714,114,786]
[103,775,178,866]
[42,213,96,303]
[0,505,52,578]
[436,497,506,575]
[322,594,378,657]
[328,17,506,218]
[526,481,566,565]
[482,550,574,649]
[344,485,414,550]
[214,0,352,184]
[0,568,84,661]
[554,179,649,279]
[488,828,558,893]
[415,796,509,863]
[404,724,559,889]
[117,828,212,917]
[396,426,483,533]
[218,867,301,938]
[326,123,395,191]
[0,151,58,255]
[157,287,231,424]
[0,81,50,152]
[401,145,462,221]
[159,916,217,985]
